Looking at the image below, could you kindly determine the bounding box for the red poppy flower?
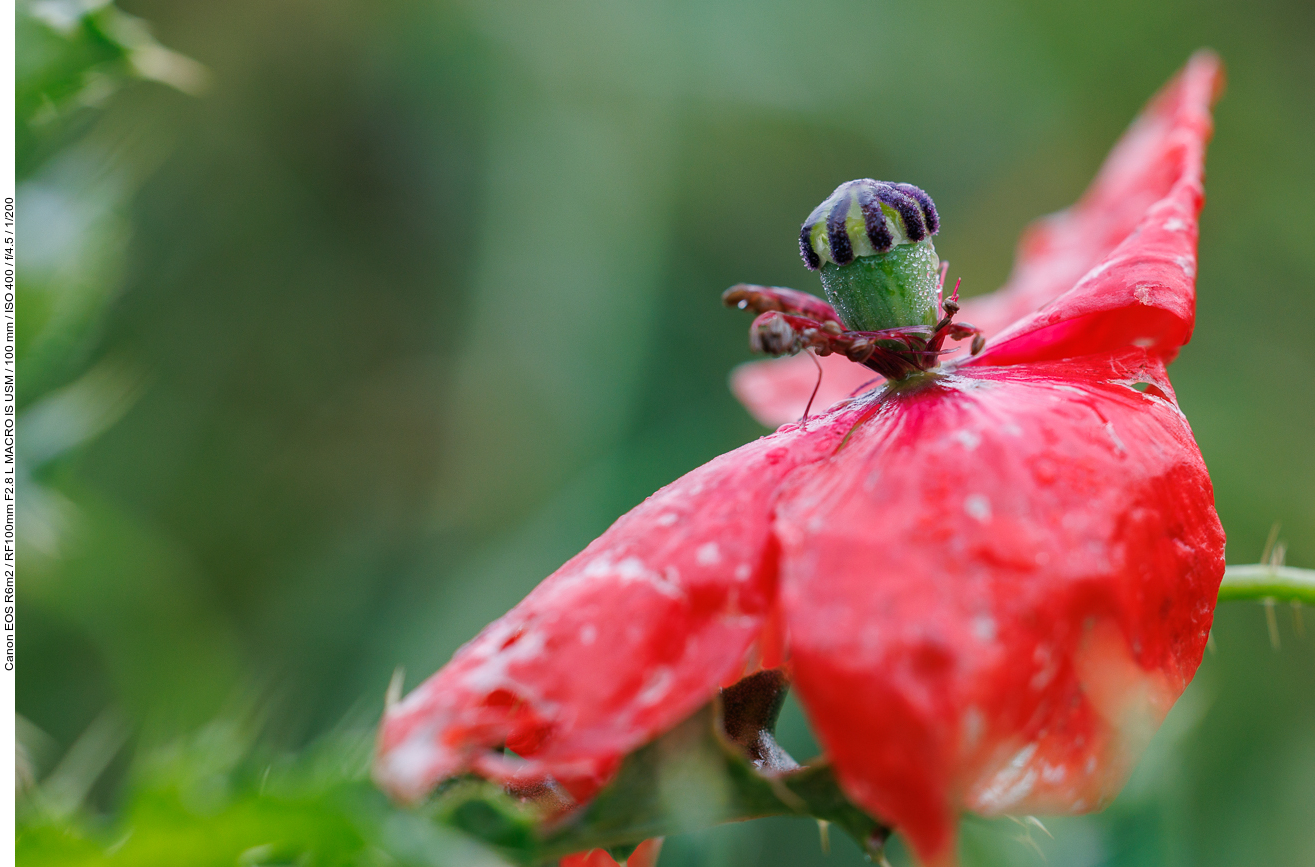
[375,53,1225,867]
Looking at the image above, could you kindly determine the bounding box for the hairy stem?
[1219,564,1315,606]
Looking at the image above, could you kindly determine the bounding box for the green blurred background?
[15,0,1315,864]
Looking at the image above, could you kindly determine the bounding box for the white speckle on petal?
[953,429,982,450]
[1132,337,1156,348]
[1133,284,1154,305]
[617,557,651,579]
[579,624,597,645]
[964,494,992,523]
[734,563,752,581]
[585,556,685,599]
[657,512,679,527]
[696,542,722,566]
[1162,218,1187,232]
[962,706,985,750]
[971,743,1039,811]
[1031,644,1057,689]
[1041,763,1067,784]
[1081,259,1115,283]
[1174,255,1196,277]
[973,616,998,641]
[376,727,451,798]
[462,628,547,692]
[637,667,673,706]
[1104,422,1127,455]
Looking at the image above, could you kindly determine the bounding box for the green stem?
[1218,564,1315,605]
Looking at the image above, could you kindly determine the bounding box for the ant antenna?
[849,377,883,398]
[801,350,823,427]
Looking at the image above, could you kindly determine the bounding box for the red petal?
[560,839,663,867]
[775,350,1225,866]
[733,52,1222,427]
[963,51,1222,366]
[374,400,869,803]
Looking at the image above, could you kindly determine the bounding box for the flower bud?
[799,180,942,333]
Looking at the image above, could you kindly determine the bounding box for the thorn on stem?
[817,820,831,854]
[1264,598,1281,650]
[1009,815,1052,836]
[386,666,405,709]
[1023,815,1052,838]
[1270,541,1287,569]
[1261,522,1281,565]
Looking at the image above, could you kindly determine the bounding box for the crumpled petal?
[375,399,868,804]
[733,50,1222,427]
[968,51,1221,366]
[775,349,1225,866]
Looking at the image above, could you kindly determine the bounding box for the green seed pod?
[799,180,942,333]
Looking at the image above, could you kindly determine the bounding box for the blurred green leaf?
[18,724,516,867]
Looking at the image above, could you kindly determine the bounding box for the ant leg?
[723,284,845,327]
[927,276,985,355]
[936,277,963,322]
[801,350,824,427]
[955,324,986,355]
[931,319,986,356]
